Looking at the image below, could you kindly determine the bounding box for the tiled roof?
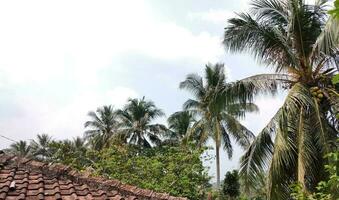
[0,153,188,200]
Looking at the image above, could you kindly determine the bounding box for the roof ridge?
[0,153,188,200]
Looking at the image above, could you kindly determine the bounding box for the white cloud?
[136,23,223,62]
[0,0,223,87]
[240,95,285,134]
[0,86,138,148]
[45,86,138,139]
[0,0,225,149]
[187,9,235,24]
[186,0,252,25]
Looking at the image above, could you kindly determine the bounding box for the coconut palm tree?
[223,0,339,198]
[72,136,87,150]
[30,134,53,161]
[84,105,119,150]
[48,137,91,168]
[68,136,90,167]
[117,97,167,148]
[8,140,31,157]
[180,63,260,187]
[162,111,195,145]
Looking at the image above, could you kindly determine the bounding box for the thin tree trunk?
[215,119,222,189]
[216,143,221,188]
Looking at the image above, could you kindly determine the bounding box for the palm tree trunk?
[216,143,221,188]
[215,119,222,188]
[297,108,306,190]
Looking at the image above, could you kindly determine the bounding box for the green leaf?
[332,74,339,85]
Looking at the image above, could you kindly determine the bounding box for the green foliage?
[48,137,92,169]
[42,139,211,199]
[328,0,339,18]
[332,74,339,85]
[8,140,31,157]
[291,149,339,200]
[165,111,195,145]
[29,134,54,161]
[92,144,211,200]
[221,170,240,200]
[239,171,267,200]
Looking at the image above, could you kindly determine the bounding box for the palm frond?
[224,12,297,70]
[222,113,255,149]
[312,16,339,59]
[240,83,308,191]
[226,103,259,119]
[250,0,288,23]
[9,140,31,157]
[167,111,194,140]
[267,117,296,200]
[224,74,288,104]
[220,124,233,158]
[182,99,202,111]
[189,119,210,147]
[179,73,205,98]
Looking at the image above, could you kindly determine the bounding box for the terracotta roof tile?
[0,153,188,200]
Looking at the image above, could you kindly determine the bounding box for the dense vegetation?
[6,97,213,199]
[221,170,240,200]
[94,145,210,199]
[8,133,211,199]
[5,0,338,199]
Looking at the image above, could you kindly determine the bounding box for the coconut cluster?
[310,86,324,103]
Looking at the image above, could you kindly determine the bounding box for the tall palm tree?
[30,134,53,161]
[223,0,339,198]
[84,105,119,150]
[8,140,31,157]
[180,63,260,187]
[117,97,167,148]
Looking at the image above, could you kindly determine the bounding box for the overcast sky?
[0,0,285,181]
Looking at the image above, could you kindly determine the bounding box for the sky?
[0,0,286,182]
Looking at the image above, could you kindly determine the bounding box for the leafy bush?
[291,150,339,200]
[221,170,240,200]
[91,144,211,200]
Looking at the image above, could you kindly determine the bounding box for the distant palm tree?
[163,111,195,145]
[49,137,90,168]
[30,134,53,161]
[168,111,195,139]
[180,63,260,187]
[117,97,167,148]
[72,136,87,150]
[8,140,31,157]
[223,0,338,198]
[84,105,119,150]
[58,137,87,153]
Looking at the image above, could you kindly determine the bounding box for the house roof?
[0,152,187,200]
